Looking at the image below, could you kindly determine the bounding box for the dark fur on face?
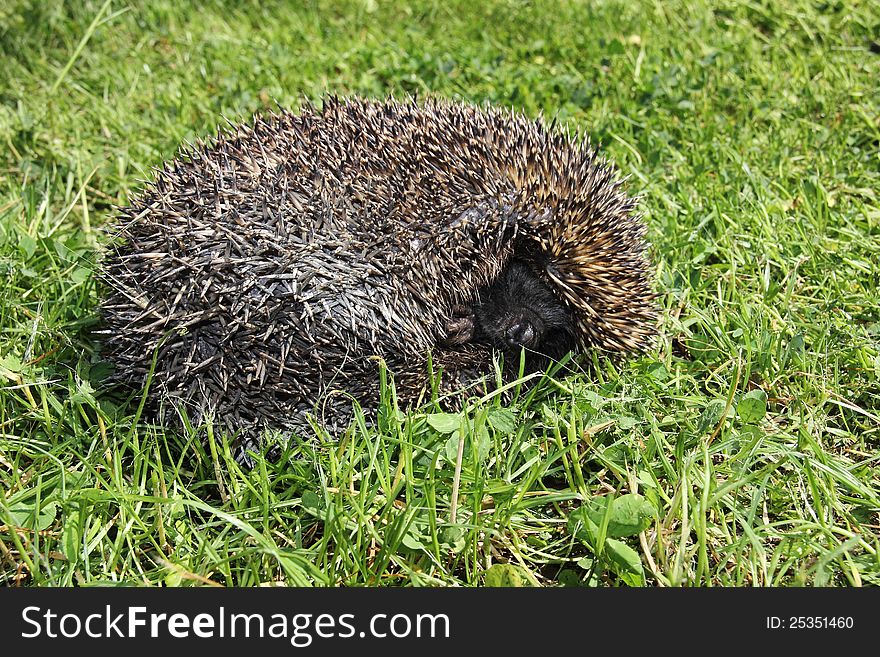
[444,260,576,370]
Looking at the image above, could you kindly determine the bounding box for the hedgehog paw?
[442,306,477,346]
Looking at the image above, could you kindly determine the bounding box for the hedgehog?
[98,96,656,450]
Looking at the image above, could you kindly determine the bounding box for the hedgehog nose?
[506,322,536,348]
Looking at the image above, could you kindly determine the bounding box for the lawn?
[0,0,878,586]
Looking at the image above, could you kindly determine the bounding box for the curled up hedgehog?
[99,96,656,455]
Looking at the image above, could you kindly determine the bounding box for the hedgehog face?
[471,260,576,366]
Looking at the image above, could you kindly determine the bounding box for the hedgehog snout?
[503,312,541,349]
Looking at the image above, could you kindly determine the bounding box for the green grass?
[1,0,878,586]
